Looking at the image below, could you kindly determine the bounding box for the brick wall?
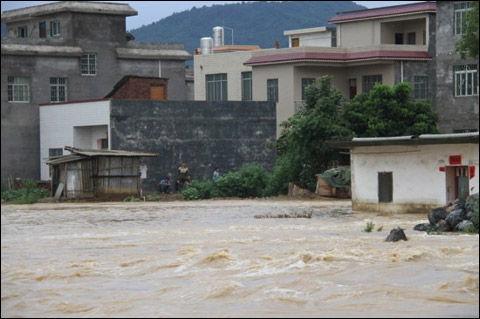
[110,77,168,100]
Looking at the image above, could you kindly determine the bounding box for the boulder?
[445,208,467,229]
[385,227,408,242]
[454,220,474,232]
[428,207,447,225]
[413,223,434,232]
[434,219,452,232]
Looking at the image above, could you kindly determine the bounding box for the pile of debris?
[254,209,313,219]
[414,193,479,233]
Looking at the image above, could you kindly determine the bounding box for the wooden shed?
[46,146,157,199]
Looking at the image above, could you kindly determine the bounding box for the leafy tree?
[269,76,353,192]
[455,1,479,59]
[343,82,439,137]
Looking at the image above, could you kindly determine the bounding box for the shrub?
[124,196,141,202]
[1,179,51,204]
[363,221,375,233]
[182,186,200,200]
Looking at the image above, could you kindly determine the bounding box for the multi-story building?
[435,1,479,133]
[1,1,192,180]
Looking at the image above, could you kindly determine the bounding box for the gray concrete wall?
[110,100,277,191]
[435,1,479,133]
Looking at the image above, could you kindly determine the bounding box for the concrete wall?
[435,1,479,133]
[194,51,253,101]
[351,143,479,213]
[110,100,277,190]
[39,100,110,180]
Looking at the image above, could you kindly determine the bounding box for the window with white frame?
[50,77,68,102]
[49,148,63,158]
[362,74,382,94]
[18,26,27,38]
[454,2,472,35]
[50,21,61,37]
[454,64,478,97]
[413,76,428,100]
[81,53,97,75]
[7,76,30,102]
[206,73,227,101]
[267,79,279,103]
[242,72,252,101]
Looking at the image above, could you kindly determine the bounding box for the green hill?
[130,1,365,55]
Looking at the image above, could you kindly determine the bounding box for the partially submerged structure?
[328,133,479,213]
[46,146,157,199]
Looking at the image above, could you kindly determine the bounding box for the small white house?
[329,133,479,213]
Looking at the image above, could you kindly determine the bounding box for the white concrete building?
[39,99,110,180]
[329,133,479,214]
[284,26,336,48]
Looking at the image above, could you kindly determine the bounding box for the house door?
[378,172,393,203]
[395,33,404,44]
[446,166,469,203]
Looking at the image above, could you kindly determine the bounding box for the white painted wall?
[39,100,111,180]
[288,31,332,48]
[351,144,479,211]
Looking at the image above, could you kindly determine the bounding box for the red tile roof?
[329,1,436,24]
[244,50,432,66]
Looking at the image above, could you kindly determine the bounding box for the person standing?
[177,162,189,190]
[212,167,220,182]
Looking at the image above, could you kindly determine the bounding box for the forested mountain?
[130,1,365,55]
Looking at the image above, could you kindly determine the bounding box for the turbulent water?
[1,200,478,318]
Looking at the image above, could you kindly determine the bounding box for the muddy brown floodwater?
[1,199,478,318]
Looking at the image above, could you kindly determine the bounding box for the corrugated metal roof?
[65,146,158,157]
[329,2,436,24]
[244,50,431,66]
[327,133,479,149]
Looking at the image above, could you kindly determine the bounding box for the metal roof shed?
[46,146,158,199]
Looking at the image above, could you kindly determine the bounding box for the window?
[267,79,279,103]
[301,78,315,100]
[291,38,300,47]
[81,53,97,75]
[395,33,403,44]
[413,76,428,100]
[362,74,382,95]
[39,22,46,38]
[242,72,252,101]
[7,76,30,102]
[454,64,478,97]
[454,2,471,35]
[206,74,227,101]
[50,21,61,37]
[407,32,416,45]
[18,26,27,38]
[50,77,68,102]
[49,148,63,158]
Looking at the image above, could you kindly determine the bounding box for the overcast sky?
[1,1,417,30]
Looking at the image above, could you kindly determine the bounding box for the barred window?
[7,76,30,102]
[267,79,278,103]
[81,53,97,75]
[454,2,471,35]
[206,74,227,101]
[413,76,428,100]
[362,74,382,94]
[454,64,478,97]
[50,77,68,102]
[242,72,252,101]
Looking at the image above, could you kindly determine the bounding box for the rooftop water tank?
[200,37,213,55]
[213,26,224,47]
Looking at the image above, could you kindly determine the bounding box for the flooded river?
[1,199,478,318]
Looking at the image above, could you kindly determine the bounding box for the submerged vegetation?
[1,179,50,204]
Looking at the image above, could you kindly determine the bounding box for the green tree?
[268,76,353,192]
[455,1,479,59]
[343,82,439,137]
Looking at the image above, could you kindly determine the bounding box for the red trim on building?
[329,2,436,23]
[244,50,432,66]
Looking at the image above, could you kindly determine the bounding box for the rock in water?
[385,227,408,242]
[413,223,433,232]
[428,207,447,225]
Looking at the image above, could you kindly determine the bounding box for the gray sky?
[1,1,417,30]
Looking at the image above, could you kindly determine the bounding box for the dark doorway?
[39,22,46,38]
[395,33,403,45]
[378,172,393,203]
[349,78,357,99]
[446,166,469,203]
